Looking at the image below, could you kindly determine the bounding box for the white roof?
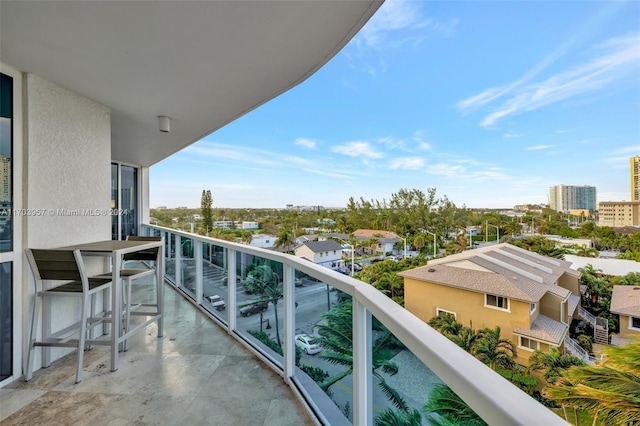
[564,255,640,276]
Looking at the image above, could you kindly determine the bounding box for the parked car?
[239,301,268,316]
[206,295,226,311]
[295,334,322,355]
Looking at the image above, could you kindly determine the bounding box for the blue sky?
[150,0,640,209]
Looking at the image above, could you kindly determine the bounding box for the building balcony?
[3,225,566,425]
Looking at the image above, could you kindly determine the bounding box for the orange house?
[400,243,581,366]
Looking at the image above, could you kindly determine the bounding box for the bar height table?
[59,239,164,372]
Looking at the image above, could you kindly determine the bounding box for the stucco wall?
[404,278,539,364]
[23,74,111,365]
[618,315,640,338]
[25,73,111,248]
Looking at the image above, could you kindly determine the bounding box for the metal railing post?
[353,299,372,426]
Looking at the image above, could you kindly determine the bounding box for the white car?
[295,334,322,355]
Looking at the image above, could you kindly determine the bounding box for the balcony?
[3,225,566,425]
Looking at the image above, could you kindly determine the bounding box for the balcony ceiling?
[0,1,382,166]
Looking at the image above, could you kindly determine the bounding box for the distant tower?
[548,184,596,212]
[631,156,640,201]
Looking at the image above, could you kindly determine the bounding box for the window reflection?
[0,73,13,253]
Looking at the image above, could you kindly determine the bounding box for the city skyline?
[150,0,640,209]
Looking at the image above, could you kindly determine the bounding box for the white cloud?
[525,145,554,150]
[295,138,317,150]
[612,145,640,155]
[479,32,640,127]
[331,141,383,159]
[356,0,432,48]
[503,133,523,139]
[389,157,425,170]
[427,162,508,182]
[303,168,352,179]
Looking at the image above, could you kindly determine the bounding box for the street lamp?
[336,238,357,276]
[400,235,408,259]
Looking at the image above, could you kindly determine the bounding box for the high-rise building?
[631,155,640,201]
[549,184,596,212]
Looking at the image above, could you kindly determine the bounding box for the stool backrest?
[25,249,83,281]
[124,236,161,262]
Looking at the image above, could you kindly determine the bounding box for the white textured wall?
[26,74,111,248]
[24,74,111,364]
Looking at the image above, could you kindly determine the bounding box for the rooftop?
[610,285,640,317]
[400,243,576,303]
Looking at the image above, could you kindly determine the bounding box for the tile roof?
[400,243,574,302]
[610,285,640,317]
[513,314,568,345]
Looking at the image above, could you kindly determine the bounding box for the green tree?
[273,227,295,253]
[316,301,408,411]
[243,264,283,346]
[427,313,463,337]
[375,408,422,426]
[424,384,487,426]
[543,341,640,425]
[527,347,585,384]
[575,247,599,258]
[376,272,405,305]
[412,234,426,254]
[200,189,213,233]
[449,326,483,353]
[472,326,516,370]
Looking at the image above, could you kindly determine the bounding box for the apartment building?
[631,155,640,202]
[401,243,581,366]
[549,184,597,212]
[598,201,640,227]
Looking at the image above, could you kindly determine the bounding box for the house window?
[530,303,537,314]
[485,294,509,311]
[519,337,539,351]
[436,308,456,319]
[631,316,640,331]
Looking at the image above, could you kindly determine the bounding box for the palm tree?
[376,272,404,305]
[543,341,640,425]
[427,313,462,337]
[243,264,283,346]
[273,227,295,252]
[412,235,426,255]
[449,326,483,353]
[316,301,408,411]
[375,408,422,426]
[446,235,467,254]
[527,347,585,384]
[472,326,516,370]
[576,247,599,258]
[424,383,487,426]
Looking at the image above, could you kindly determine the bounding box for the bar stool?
[95,236,161,350]
[24,249,113,383]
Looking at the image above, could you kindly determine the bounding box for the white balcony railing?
[143,224,567,426]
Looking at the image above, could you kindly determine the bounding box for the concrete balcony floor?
[1,283,313,426]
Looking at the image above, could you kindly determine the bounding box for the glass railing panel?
[235,251,284,368]
[164,232,176,284]
[369,311,487,426]
[293,271,353,424]
[179,236,196,299]
[200,241,228,324]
